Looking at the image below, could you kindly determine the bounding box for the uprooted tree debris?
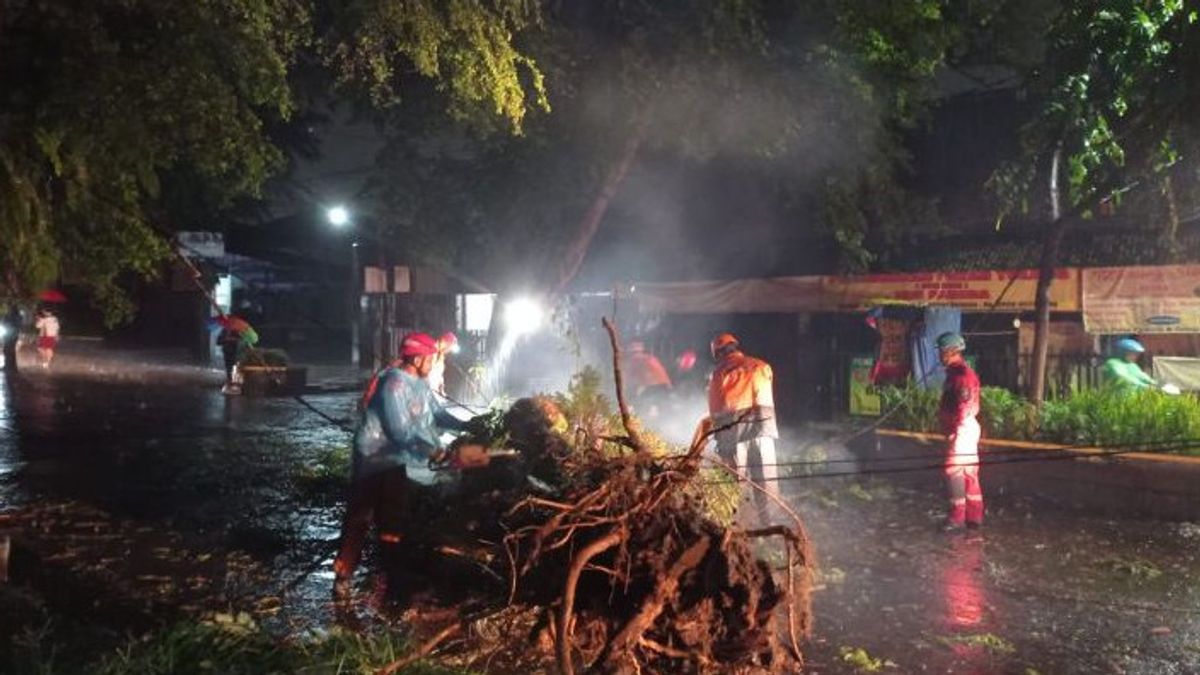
[376,318,815,674]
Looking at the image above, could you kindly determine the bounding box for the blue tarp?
[911,307,962,389]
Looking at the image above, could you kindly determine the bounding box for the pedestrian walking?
[937,332,983,530]
[705,332,779,524]
[333,332,467,602]
[34,307,59,368]
[2,304,21,372]
[217,325,242,391]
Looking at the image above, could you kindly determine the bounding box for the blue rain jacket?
[353,367,466,483]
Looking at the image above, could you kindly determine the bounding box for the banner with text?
[1083,265,1200,334]
[822,269,1079,312]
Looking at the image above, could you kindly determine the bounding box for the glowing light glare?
[504,298,543,335]
[326,205,350,227]
[0,324,7,340]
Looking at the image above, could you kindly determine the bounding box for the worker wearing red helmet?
[333,331,467,601]
[429,331,459,397]
[936,332,983,530]
[624,340,672,417]
[706,332,779,523]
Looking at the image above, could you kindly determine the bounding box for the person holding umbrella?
[213,314,258,394]
[35,307,60,368]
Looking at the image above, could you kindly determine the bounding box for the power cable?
[699,437,1200,485]
[704,434,1200,470]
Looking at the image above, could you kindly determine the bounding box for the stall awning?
[822,269,1079,312]
[631,277,826,314]
[632,268,1080,315]
[1083,265,1200,334]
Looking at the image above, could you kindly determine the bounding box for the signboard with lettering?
[176,231,225,259]
[849,356,881,416]
[822,269,1080,312]
[1083,265,1200,334]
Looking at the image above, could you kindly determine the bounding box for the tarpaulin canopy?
[631,277,825,314]
[1153,357,1200,391]
[1083,265,1200,334]
[822,269,1079,312]
[631,268,1080,315]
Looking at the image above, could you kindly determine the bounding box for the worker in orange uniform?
[706,333,778,523]
[936,332,983,530]
[625,340,672,417]
[429,331,458,397]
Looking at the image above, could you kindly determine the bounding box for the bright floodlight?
[326,205,350,227]
[504,298,543,335]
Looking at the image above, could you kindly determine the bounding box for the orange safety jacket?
[626,352,672,394]
[707,351,778,447]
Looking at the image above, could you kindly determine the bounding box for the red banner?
[823,269,1079,312]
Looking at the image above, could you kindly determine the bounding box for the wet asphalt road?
[3,368,1200,674]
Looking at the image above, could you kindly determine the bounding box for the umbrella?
[38,289,67,303]
[210,314,258,346]
[222,315,252,333]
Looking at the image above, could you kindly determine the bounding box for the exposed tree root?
[381,317,814,673]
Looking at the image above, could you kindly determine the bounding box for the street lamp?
[327,205,350,228]
[327,204,359,366]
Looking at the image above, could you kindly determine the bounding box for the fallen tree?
[377,318,815,674]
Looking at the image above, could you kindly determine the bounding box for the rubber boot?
[945,500,967,531]
[966,498,984,528]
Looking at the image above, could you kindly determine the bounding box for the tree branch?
[601,316,646,454]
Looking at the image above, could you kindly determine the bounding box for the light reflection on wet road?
[3,369,1200,673]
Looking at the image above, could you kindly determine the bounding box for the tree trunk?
[1163,172,1181,247]
[1029,146,1065,406]
[552,112,650,294]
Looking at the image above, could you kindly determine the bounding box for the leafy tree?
[0,0,546,324]
[987,0,1200,403]
[367,0,965,291]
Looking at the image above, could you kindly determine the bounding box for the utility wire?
[707,434,1200,470]
[699,437,1200,485]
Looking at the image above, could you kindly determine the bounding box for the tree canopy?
[991,0,1200,222]
[366,0,967,291]
[0,0,547,323]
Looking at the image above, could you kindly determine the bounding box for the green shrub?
[878,382,1200,454]
[879,383,939,433]
[95,613,471,675]
[979,386,1038,440]
[238,348,289,368]
[1038,388,1200,449]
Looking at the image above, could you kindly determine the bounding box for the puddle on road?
[4,374,1200,673]
[796,479,1200,674]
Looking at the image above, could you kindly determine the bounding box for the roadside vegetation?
[879,384,1200,452]
[7,610,468,675]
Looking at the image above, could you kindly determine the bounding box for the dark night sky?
[252,68,1028,291]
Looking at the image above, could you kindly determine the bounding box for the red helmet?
[710,332,739,359]
[400,332,439,359]
[677,349,698,372]
[438,331,459,353]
